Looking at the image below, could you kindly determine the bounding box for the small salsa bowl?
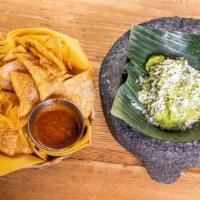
[28,99,85,156]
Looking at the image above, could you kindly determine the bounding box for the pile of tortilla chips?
[0,28,95,175]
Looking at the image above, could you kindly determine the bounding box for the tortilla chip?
[19,116,28,129]
[16,128,33,154]
[18,55,65,101]
[0,91,19,115]
[43,36,63,62]
[16,34,50,45]
[30,143,49,161]
[5,105,19,125]
[0,91,19,105]
[0,99,33,155]
[0,114,32,156]
[55,70,95,119]
[0,114,19,156]
[10,72,39,117]
[0,45,27,63]
[28,46,62,75]
[0,100,11,115]
[0,59,27,90]
[17,38,66,73]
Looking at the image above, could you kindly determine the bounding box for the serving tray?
[99,17,200,183]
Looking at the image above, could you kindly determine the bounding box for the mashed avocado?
[138,55,200,130]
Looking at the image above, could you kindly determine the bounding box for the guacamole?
[138,55,200,130]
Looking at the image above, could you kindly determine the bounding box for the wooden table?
[1,0,200,199]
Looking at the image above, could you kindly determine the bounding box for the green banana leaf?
[111,25,200,141]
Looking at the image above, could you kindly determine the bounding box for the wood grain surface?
[1,0,200,199]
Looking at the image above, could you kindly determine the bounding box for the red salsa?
[33,108,79,149]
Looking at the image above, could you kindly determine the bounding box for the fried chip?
[5,28,91,74]
[55,70,95,119]
[0,91,19,104]
[0,114,19,156]
[19,116,28,129]
[17,38,66,73]
[0,45,27,64]
[18,55,65,101]
[10,72,39,117]
[16,34,50,45]
[28,46,62,75]
[44,33,92,74]
[0,114,32,156]
[0,59,27,90]
[17,128,33,155]
[5,105,20,126]
[43,36,63,62]
[0,91,19,115]
[0,102,33,155]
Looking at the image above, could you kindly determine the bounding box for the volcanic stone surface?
[99,17,200,184]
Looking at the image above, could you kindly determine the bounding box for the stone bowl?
[99,16,200,184]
